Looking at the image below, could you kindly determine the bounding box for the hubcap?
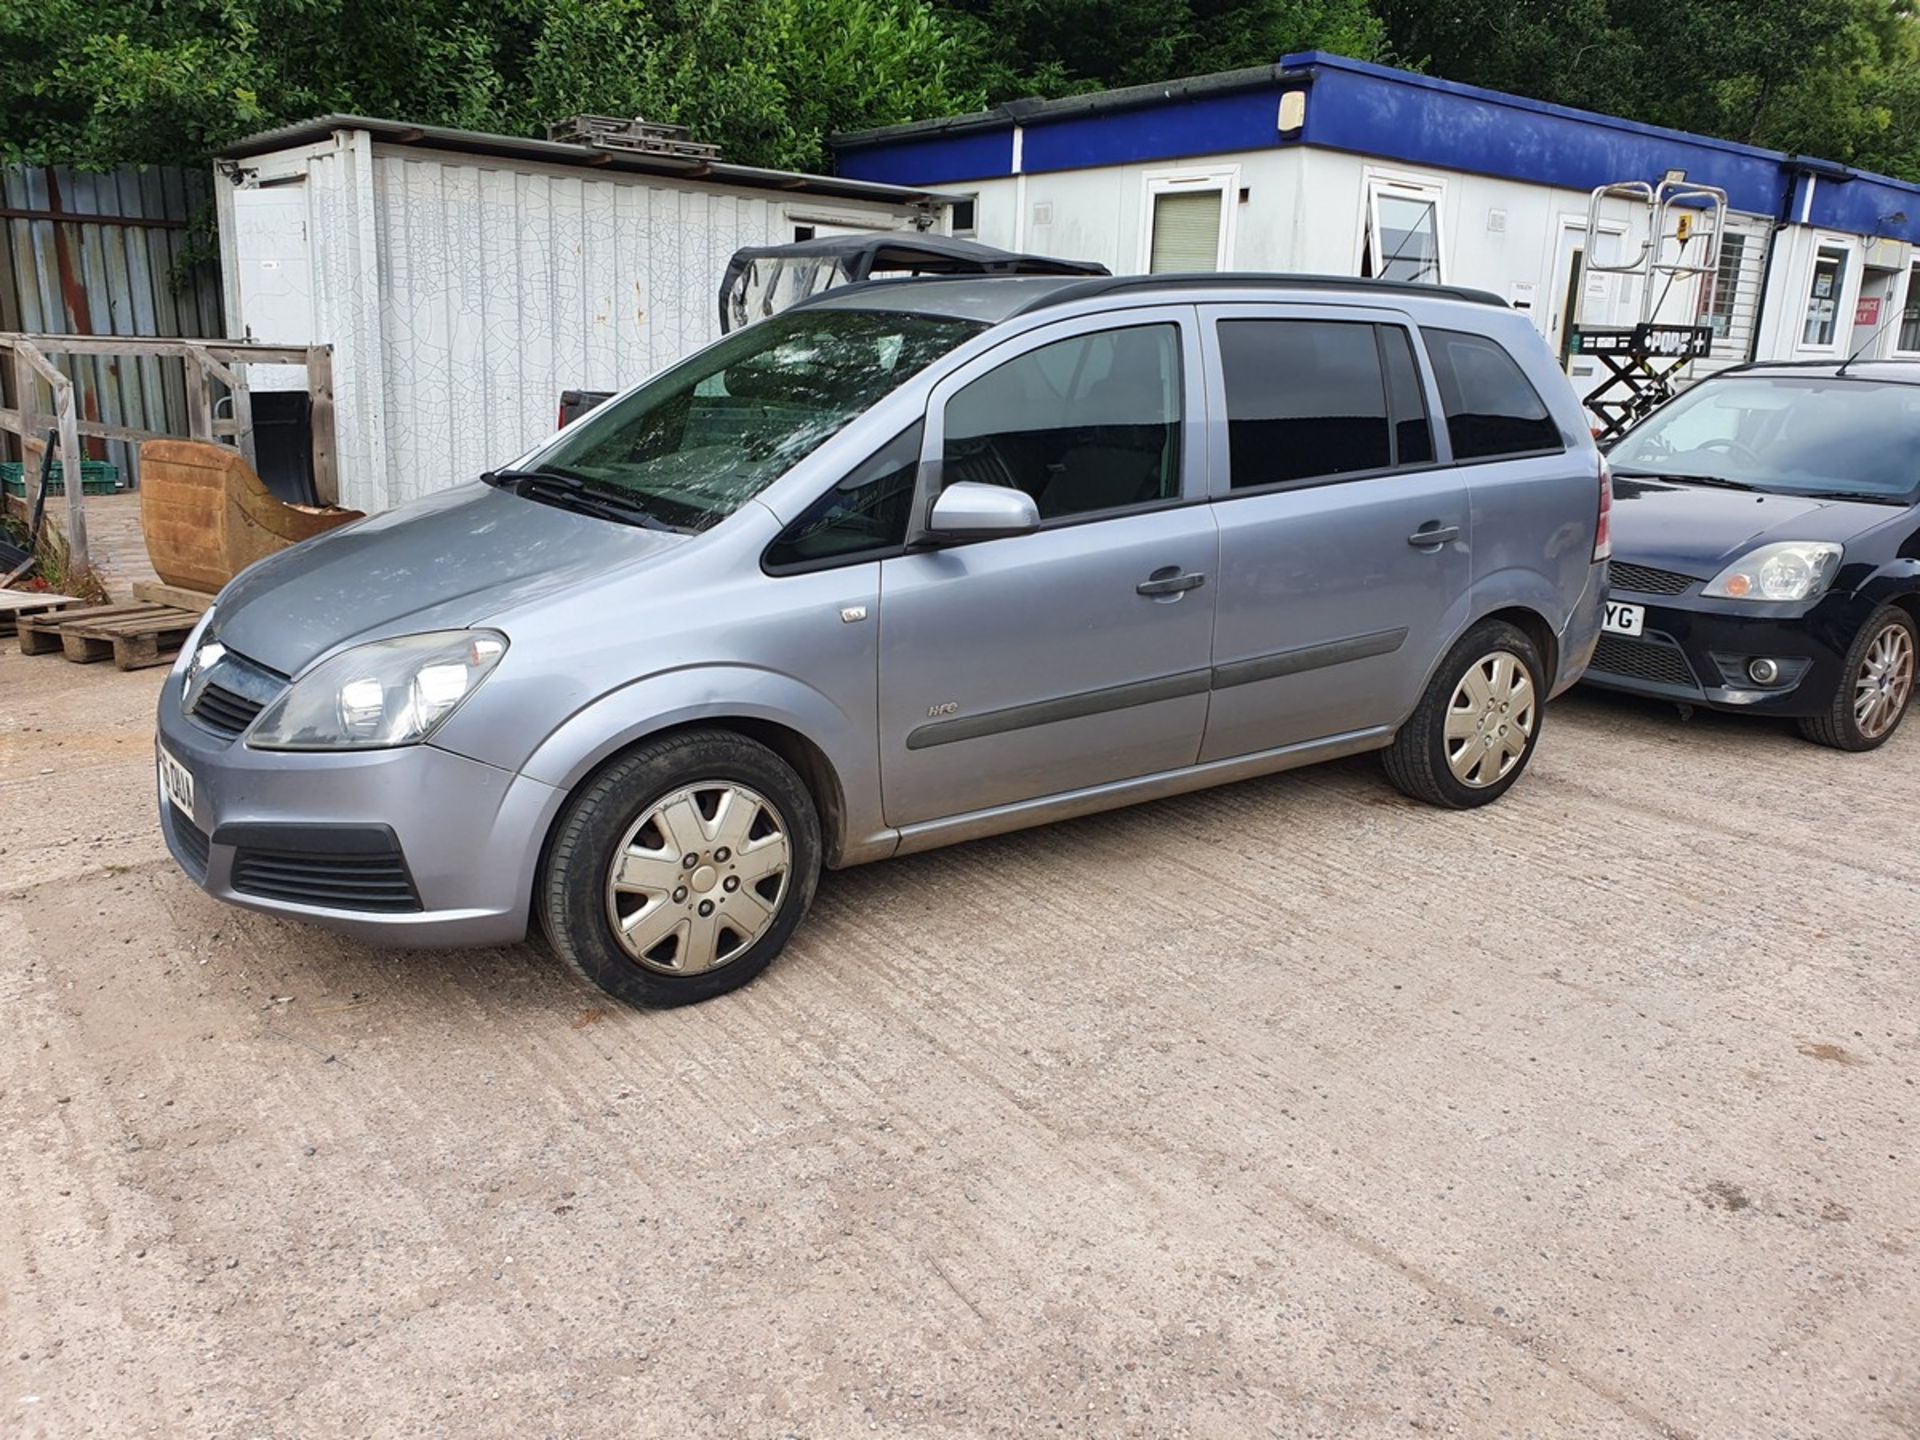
[1854,622,1915,740]
[1444,649,1537,788]
[605,782,791,976]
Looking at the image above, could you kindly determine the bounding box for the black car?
[1585,360,1920,750]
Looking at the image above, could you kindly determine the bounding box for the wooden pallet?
[0,590,82,638]
[132,580,216,615]
[16,601,202,669]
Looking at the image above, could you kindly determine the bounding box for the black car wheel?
[1384,618,1546,808]
[1798,605,1917,751]
[540,729,822,1006]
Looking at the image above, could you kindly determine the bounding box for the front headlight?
[248,630,508,750]
[178,606,221,694]
[1702,542,1843,602]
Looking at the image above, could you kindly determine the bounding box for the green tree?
[934,0,1386,102]
[1376,0,1920,181]
[513,0,979,171]
[0,0,978,172]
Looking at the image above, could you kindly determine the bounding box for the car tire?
[1384,619,1546,809]
[539,729,822,1007]
[1797,605,1917,752]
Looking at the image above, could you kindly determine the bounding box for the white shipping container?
[215,119,947,513]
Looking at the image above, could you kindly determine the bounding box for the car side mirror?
[925,480,1040,542]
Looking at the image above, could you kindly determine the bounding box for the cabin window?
[1698,232,1748,339]
[1362,179,1444,285]
[1897,263,1920,354]
[1143,170,1234,273]
[1802,247,1849,348]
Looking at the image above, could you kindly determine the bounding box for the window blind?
[1149,190,1223,273]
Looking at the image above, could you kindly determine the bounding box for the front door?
[1194,305,1471,761]
[877,308,1219,829]
[1552,218,1637,385]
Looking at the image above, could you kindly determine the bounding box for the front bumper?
[1580,571,1871,717]
[156,669,564,947]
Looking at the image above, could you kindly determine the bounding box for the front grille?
[170,804,210,877]
[1608,561,1699,596]
[1589,634,1699,690]
[231,848,422,912]
[190,681,265,737]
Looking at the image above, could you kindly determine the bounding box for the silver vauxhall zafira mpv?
[156,274,1609,1006]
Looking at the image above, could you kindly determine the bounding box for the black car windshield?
[526,309,984,531]
[1610,376,1920,501]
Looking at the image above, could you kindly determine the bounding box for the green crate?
[0,460,123,498]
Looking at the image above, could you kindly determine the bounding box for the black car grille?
[231,847,422,913]
[1608,561,1699,596]
[1589,634,1699,690]
[190,680,266,737]
[170,804,210,877]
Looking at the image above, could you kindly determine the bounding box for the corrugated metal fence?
[0,164,225,484]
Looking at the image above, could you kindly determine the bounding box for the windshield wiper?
[496,469,680,531]
[1610,468,1758,492]
[1791,488,1908,506]
[482,463,598,488]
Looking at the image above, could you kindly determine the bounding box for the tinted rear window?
[1422,328,1563,461]
[1218,320,1390,487]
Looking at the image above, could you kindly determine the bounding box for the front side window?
[1422,328,1563,461]
[1364,184,1442,285]
[531,309,982,531]
[942,324,1182,521]
[764,424,921,570]
[1609,377,1920,501]
[1803,247,1849,348]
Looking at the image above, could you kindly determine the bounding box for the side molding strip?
[904,629,1410,750]
[906,668,1212,750]
[1211,627,1409,691]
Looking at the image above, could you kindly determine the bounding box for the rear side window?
[942,324,1182,521]
[763,424,920,571]
[1216,320,1435,488]
[1421,328,1563,460]
[1381,328,1436,465]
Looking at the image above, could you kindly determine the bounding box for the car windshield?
[1609,376,1920,501]
[526,309,984,531]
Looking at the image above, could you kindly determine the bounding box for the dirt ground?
[2,646,1915,1439]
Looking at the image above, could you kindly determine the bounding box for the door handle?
[1408,523,1460,549]
[1137,568,1206,597]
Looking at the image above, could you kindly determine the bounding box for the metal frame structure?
[0,333,334,575]
[1573,179,1730,440]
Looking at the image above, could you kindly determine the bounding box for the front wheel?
[1383,619,1546,809]
[540,730,822,1007]
[1798,605,1916,752]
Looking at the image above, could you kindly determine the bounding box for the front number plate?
[158,746,195,818]
[1602,600,1645,637]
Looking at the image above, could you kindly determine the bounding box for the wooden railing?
[0,333,334,575]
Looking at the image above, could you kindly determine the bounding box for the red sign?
[1856,296,1882,326]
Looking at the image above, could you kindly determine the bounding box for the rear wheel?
[1798,605,1916,752]
[1384,619,1545,809]
[540,730,822,1007]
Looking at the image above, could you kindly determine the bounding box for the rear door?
[1196,304,1470,761]
[876,307,1218,829]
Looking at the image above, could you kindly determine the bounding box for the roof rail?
[1007,272,1508,317]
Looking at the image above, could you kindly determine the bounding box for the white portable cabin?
[836,54,1920,402]
[214,117,950,513]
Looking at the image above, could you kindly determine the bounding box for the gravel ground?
[2,646,1916,1438]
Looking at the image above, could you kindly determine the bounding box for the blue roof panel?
[833,50,1920,244]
